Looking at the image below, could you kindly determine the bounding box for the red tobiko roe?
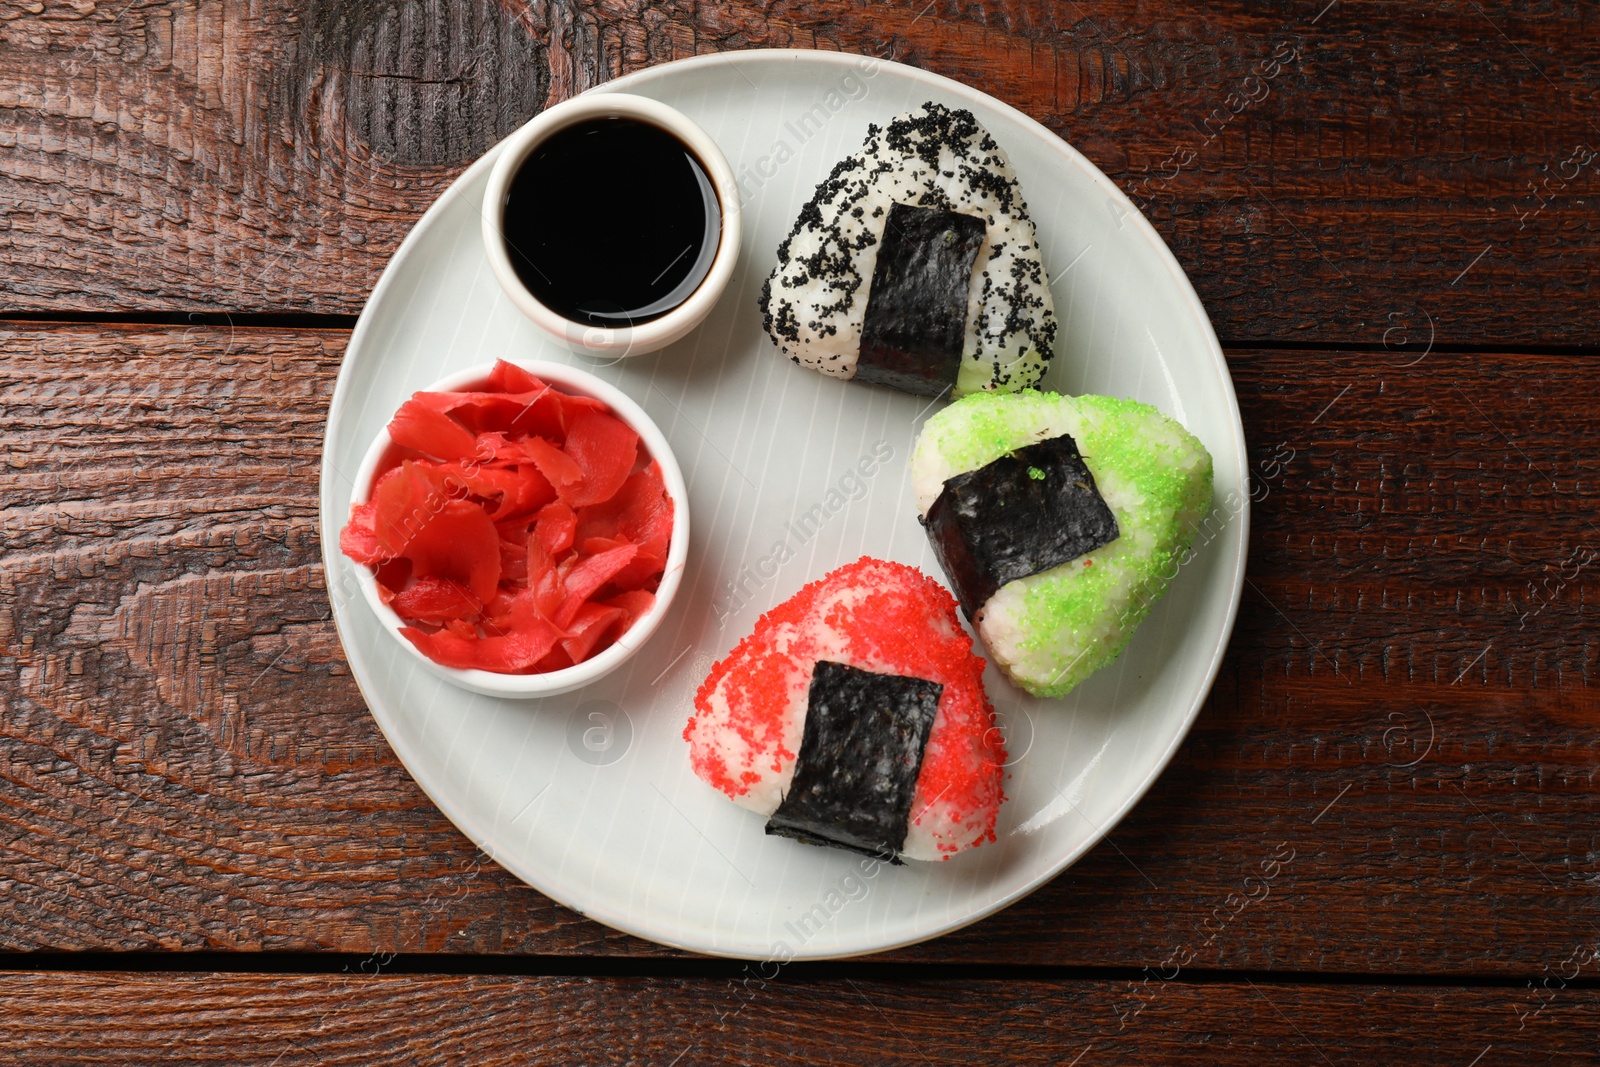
[340,360,673,674]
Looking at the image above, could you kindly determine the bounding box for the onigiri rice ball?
[760,102,1057,397]
[912,391,1214,698]
[684,557,1005,861]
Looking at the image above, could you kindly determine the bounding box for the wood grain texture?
[0,321,629,956]
[2,322,1598,971]
[3,2,1600,345]
[0,970,1595,1063]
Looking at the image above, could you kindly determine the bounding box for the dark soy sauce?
[502,117,721,328]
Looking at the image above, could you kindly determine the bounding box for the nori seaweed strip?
[922,432,1120,617]
[766,661,943,863]
[855,202,985,396]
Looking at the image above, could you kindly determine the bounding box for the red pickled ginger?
[340,361,673,674]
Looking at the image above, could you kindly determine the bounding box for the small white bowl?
[347,360,689,699]
[480,93,741,359]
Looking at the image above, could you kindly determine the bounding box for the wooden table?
[3,1,1598,1061]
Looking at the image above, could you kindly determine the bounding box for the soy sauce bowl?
[347,359,690,700]
[481,93,741,359]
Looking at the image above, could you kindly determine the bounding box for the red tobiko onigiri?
[685,557,1004,862]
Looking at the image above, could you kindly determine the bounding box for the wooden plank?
[0,320,625,955]
[1,323,1598,969]
[0,970,1594,1063]
[3,3,1599,344]
[949,347,1600,970]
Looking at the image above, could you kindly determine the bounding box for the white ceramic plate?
[320,50,1248,960]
